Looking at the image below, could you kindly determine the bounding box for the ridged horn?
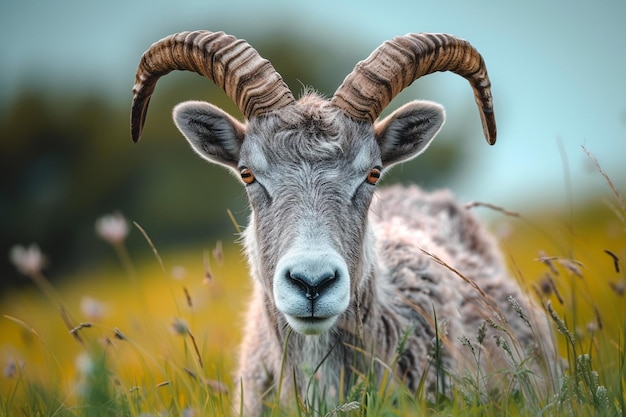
[131,31,296,142]
[331,33,497,144]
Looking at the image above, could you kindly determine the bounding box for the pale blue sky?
[2,0,625,211]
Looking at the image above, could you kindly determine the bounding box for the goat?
[130,31,555,415]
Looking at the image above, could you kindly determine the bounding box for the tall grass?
[1,149,625,416]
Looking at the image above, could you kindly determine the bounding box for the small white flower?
[4,357,25,378]
[171,265,187,280]
[9,244,46,276]
[183,407,198,417]
[80,296,108,321]
[212,240,223,265]
[75,352,94,375]
[95,212,129,245]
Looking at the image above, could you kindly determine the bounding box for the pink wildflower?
[95,212,129,245]
[9,244,46,276]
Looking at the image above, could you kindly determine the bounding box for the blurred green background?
[2,0,625,290]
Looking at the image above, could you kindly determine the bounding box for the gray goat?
[131,31,555,415]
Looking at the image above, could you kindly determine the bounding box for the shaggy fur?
[236,183,554,414]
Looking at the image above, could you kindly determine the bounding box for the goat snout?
[274,251,350,335]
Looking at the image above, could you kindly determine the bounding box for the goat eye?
[240,167,255,184]
[366,167,381,185]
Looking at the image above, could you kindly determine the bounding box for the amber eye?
[240,167,255,184]
[366,167,381,185]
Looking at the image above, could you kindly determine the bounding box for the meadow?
[1,152,625,416]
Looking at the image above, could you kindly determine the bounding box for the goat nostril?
[305,288,319,301]
[287,273,309,293]
[317,271,337,293]
[287,271,337,301]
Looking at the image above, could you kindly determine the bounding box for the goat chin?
[284,315,338,336]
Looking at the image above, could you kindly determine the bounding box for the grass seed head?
[603,249,620,273]
[547,301,575,345]
[609,279,625,296]
[171,317,189,336]
[476,321,487,345]
[508,295,532,328]
[113,327,127,341]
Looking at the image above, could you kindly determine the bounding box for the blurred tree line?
[1,31,472,290]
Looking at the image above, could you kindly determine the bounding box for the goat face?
[173,97,445,335]
[131,31,493,336]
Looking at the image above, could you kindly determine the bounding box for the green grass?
[2,153,625,416]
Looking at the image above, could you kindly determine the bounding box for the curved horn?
[331,33,497,144]
[131,31,295,142]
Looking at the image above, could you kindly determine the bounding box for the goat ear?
[173,101,246,170]
[373,101,445,168]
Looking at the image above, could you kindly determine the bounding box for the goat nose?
[288,271,336,301]
[274,251,350,331]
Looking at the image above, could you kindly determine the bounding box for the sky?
[2,0,625,212]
